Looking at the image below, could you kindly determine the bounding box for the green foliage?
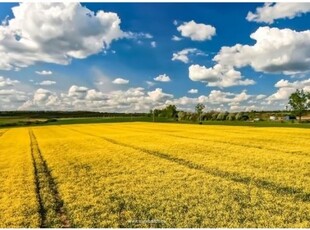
[235,112,244,121]
[226,113,236,121]
[211,113,219,120]
[288,89,310,122]
[178,111,186,121]
[195,104,205,121]
[152,105,177,119]
[216,112,229,121]
[164,105,178,119]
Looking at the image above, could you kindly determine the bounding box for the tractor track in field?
[29,129,71,228]
[166,133,310,157]
[0,130,8,138]
[64,126,310,203]
[83,125,310,157]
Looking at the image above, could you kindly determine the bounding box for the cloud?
[19,85,176,112]
[207,90,251,104]
[188,64,255,88]
[171,35,182,41]
[4,81,270,112]
[19,88,60,110]
[188,89,198,94]
[0,76,19,87]
[0,2,124,70]
[267,78,310,102]
[68,85,88,99]
[177,20,216,41]
[172,48,205,63]
[256,94,267,100]
[151,41,156,48]
[147,88,173,101]
[247,3,310,24]
[86,89,107,101]
[267,87,296,102]
[153,74,171,82]
[112,78,129,84]
[0,89,23,96]
[124,32,153,40]
[213,27,310,75]
[35,70,52,75]
[0,89,28,109]
[36,80,56,86]
[274,78,310,89]
[33,88,52,102]
[146,81,156,87]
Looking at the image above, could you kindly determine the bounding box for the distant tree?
[288,89,310,122]
[189,113,199,122]
[216,112,229,121]
[211,113,218,120]
[153,109,161,117]
[165,104,177,119]
[235,112,244,121]
[248,110,256,120]
[200,112,208,121]
[195,103,205,122]
[203,112,213,121]
[226,113,236,121]
[178,111,186,121]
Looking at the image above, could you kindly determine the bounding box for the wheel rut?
[29,129,71,228]
[64,126,310,203]
[0,130,8,138]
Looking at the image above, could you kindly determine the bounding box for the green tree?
[195,103,205,122]
[216,111,229,121]
[226,113,236,121]
[178,111,186,121]
[164,104,177,119]
[211,112,218,120]
[235,112,244,121]
[288,89,310,122]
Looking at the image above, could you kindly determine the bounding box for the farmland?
[0,123,310,227]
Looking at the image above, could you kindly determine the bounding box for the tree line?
[151,89,310,123]
[151,105,255,122]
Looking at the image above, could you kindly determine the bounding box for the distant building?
[284,115,296,121]
[269,116,276,121]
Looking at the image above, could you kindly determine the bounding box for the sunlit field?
[0,123,309,227]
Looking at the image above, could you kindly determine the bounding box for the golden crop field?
[0,123,310,227]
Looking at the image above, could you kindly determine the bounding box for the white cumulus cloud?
[172,48,205,64]
[188,64,255,88]
[267,78,310,102]
[112,78,129,84]
[36,80,56,86]
[247,3,310,24]
[171,35,182,41]
[147,88,173,101]
[68,85,88,99]
[188,89,198,94]
[0,2,124,70]
[153,74,171,82]
[35,70,53,75]
[177,20,216,41]
[0,76,19,87]
[213,27,310,75]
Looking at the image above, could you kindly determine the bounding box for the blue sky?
[0,2,310,112]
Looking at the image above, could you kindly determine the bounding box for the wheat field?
[0,123,309,227]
